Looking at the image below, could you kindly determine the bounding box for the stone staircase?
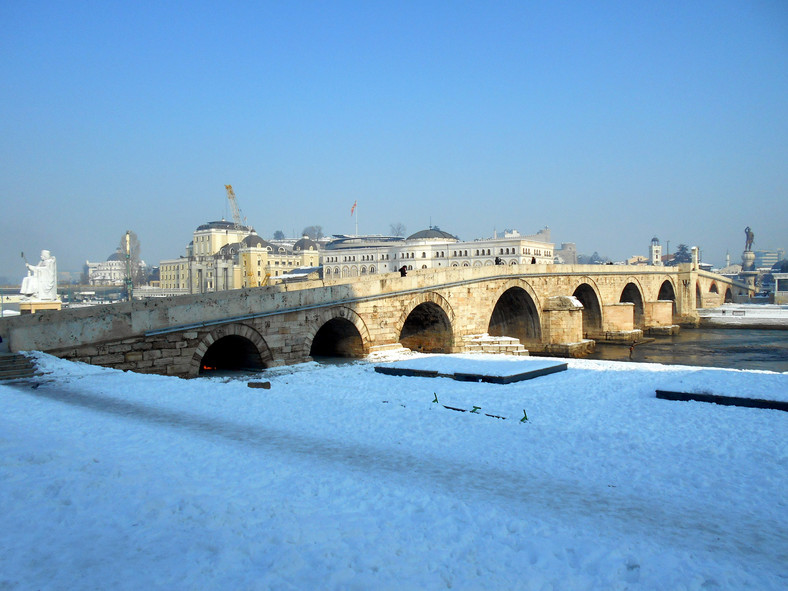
[367,343,411,359]
[0,353,38,383]
[462,334,529,356]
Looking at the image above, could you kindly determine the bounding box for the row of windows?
[323,249,552,262]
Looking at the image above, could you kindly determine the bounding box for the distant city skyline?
[2,1,786,281]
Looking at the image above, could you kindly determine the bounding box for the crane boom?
[224,184,245,229]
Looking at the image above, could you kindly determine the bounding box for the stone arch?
[709,282,719,294]
[619,280,646,328]
[305,307,371,359]
[190,323,273,377]
[696,281,703,308]
[571,280,604,338]
[658,278,677,318]
[396,292,455,353]
[724,287,733,303]
[488,280,542,347]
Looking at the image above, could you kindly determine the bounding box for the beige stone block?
[91,354,125,365]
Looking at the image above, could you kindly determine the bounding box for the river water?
[586,328,788,373]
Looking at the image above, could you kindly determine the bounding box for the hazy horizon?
[2,1,786,280]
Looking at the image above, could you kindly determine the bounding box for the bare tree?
[273,230,286,240]
[390,222,406,237]
[301,225,324,240]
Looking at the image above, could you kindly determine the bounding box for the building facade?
[322,227,554,279]
[85,249,147,286]
[159,221,320,294]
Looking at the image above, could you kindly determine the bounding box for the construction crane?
[224,184,246,230]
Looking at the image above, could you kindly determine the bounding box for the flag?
[351,200,357,216]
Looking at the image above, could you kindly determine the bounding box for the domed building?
[159,223,322,294]
[85,248,147,286]
[322,226,554,279]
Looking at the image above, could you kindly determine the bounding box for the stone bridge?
[0,264,749,378]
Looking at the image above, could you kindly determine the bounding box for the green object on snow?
[433,393,439,404]
[520,410,528,422]
[470,406,481,414]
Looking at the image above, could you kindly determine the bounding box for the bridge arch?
[571,279,604,338]
[658,278,677,318]
[396,292,455,353]
[191,323,273,377]
[306,307,370,359]
[488,280,542,346]
[619,279,646,328]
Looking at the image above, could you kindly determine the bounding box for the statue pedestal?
[19,301,62,314]
[739,250,758,296]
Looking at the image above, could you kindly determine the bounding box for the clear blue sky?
[1,0,786,280]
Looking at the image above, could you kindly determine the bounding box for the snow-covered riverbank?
[2,352,786,590]
[697,303,788,328]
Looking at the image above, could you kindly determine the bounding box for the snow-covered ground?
[2,352,786,590]
[697,303,788,327]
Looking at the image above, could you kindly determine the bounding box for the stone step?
[463,334,529,357]
[368,343,409,353]
[0,353,38,382]
[368,344,412,358]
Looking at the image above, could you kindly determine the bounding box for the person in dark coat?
[399,266,407,277]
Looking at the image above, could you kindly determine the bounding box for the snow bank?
[1,352,786,590]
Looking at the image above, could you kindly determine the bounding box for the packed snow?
[697,303,788,328]
[2,351,787,590]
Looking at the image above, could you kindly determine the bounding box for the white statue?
[20,250,58,301]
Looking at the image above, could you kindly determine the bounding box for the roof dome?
[242,234,274,250]
[406,227,458,241]
[196,220,252,232]
[771,259,788,273]
[107,249,125,262]
[217,242,242,257]
[293,236,319,251]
